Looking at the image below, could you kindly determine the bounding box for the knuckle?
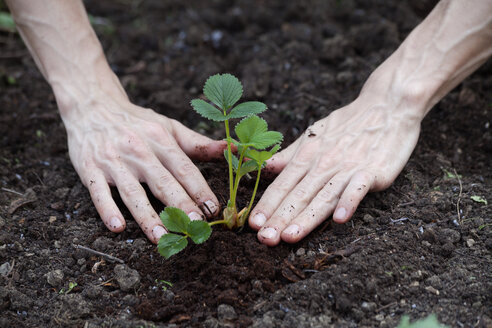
[120,182,142,199]
[152,174,175,200]
[317,187,338,203]
[176,161,198,180]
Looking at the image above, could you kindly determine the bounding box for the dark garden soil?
[1,0,491,327]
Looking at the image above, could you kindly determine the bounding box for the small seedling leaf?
[239,160,259,177]
[160,207,191,234]
[235,116,283,149]
[470,195,487,205]
[190,99,226,121]
[203,73,243,110]
[224,149,239,171]
[227,101,267,119]
[188,220,212,244]
[397,314,448,328]
[245,144,280,163]
[158,233,188,259]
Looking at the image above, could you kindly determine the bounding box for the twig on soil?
[72,244,124,264]
[376,301,397,313]
[1,187,23,196]
[453,168,463,224]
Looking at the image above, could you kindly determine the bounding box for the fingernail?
[110,217,122,230]
[252,213,266,227]
[152,225,166,241]
[202,200,218,217]
[334,207,347,221]
[259,227,277,240]
[188,211,202,221]
[283,224,300,236]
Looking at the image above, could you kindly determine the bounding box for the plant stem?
[209,219,228,226]
[224,119,234,208]
[244,163,263,219]
[231,146,248,208]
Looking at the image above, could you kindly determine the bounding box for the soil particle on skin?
[1,0,491,327]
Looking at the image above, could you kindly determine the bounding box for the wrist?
[52,66,129,121]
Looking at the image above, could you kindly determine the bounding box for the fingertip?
[249,212,266,230]
[152,225,166,244]
[333,207,349,223]
[257,226,281,246]
[280,224,303,243]
[106,216,126,232]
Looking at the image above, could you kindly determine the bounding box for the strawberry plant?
[158,73,283,259]
[190,73,282,228]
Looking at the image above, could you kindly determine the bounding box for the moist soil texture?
[1,0,491,327]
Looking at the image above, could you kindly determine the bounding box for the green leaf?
[234,116,283,149]
[238,160,259,177]
[190,99,226,121]
[470,195,487,205]
[245,144,280,163]
[160,207,191,234]
[397,314,448,328]
[188,221,212,244]
[0,12,16,33]
[226,101,267,119]
[203,73,243,110]
[157,233,188,259]
[224,149,239,171]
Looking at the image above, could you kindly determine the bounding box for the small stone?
[426,275,442,289]
[422,240,431,247]
[472,301,482,309]
[45,269,64,287]
[410,270,423,280]
[163,289,175,302]
[114,264,140,292]
[362,214,375,224]
[425,286,439,295]
[375,314,385,321]
[54,240,61,249]
[0,262,10,277]
[77,258,86,266]
[306,250,316,257]
[410,281,420,287]
[361,301,377,313]
[466,239,476,247]
[217,304,237,321]
[122,294,138,306]
[49,216,56,223]
[295,248,306,256]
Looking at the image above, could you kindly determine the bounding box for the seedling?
[157,207,231,259]
[190,73,282,228]
[158,73,283,259]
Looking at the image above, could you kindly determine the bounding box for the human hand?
[63,96,226,243]
[248,94,423,246]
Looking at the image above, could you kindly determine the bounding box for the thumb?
[170,119,227,161]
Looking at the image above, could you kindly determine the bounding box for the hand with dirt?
[249,0,492,245]
[6,0,225,243]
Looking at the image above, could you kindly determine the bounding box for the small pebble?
[296,248,306,256]
[466,239,475,247]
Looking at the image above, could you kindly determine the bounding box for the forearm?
[5,0,127,117]
[362,0,492,118]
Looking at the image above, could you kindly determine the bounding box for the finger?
[111,164,166,244]
[264,137,301,174]
[248,158,310,231]
[170,119,228,161]
[85,170,126,233]
[256,172,329,246]
[280,175,349,243]
[149,144,220,218]
[333,170,374,223]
